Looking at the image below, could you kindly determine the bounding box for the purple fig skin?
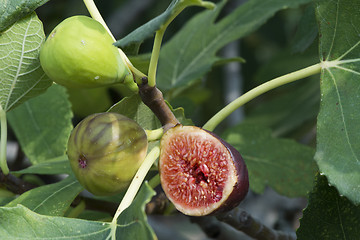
[205,129,249,214]
[159,125,249,216]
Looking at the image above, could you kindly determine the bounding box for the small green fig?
[67,112,148,196]
[40,15,136,89]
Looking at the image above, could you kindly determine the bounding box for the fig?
[159,125,249,216]
[40,15,135,89]
[67,112,148,196]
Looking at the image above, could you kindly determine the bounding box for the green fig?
[67,112,148,196]
[40,15,136,89]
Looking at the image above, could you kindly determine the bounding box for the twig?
[0,172,37,194]
[138,77,179,131]
[216,208,296,240]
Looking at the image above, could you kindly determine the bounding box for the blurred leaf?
[128,53,151,75]
[291,4,318,53]
[117,182,157,239]
[245,48,320,136]
[245,80,319,137]
[0,182,156,240]
[315,0,360,204]
[6,175,83,216]
[8,84,73,164]
[12,155,72,175]
[0,12,52,111]
[68,87,113,117]
[223,123,317,197]
[297,174,360,239]
[0,0,49,32]
[115,0,214,54]
[157,0,312,91]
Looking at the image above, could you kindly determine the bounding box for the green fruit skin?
[40,15,133,88]
[67,112,148,196]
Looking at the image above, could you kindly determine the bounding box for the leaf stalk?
[0,105,9,175]
[203,63,322,131]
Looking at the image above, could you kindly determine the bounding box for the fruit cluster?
[42,15,249,216]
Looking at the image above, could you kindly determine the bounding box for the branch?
[0,171,37,194]
[138,77,179,131]
[216,208,296,240]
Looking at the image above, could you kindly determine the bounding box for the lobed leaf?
[0,182,156,240]
[0,12,52,112]
[157,0,312,91]
[8,84,73,164]
[315,0,360,204]
[297,174,360,239]
[0,204,113,240]
[6,175,83,216]
[223,123,317,197]
[0,0,49,32]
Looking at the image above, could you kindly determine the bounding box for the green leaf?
[0,12,52,112]
[223,124,317,197]
[6,176,83,216]
[116,182,157,239]
[12,155,72,175]
[115,0,215,54]
[8,84,73,164]
[0,0,49,32]
[245,50,320,136]
[108,94,161,130]
[315,0,360,204]
[0,205,113,239]
[291,4,318,53]
[0,182,156,240]
[68,87,113,117]
[157,0,312,91]
[297,174,360,239]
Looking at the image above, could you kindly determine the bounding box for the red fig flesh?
[159,125,249,216]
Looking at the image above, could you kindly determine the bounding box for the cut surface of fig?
[159,125,249,216]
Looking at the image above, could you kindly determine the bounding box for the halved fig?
[159,125,249,216]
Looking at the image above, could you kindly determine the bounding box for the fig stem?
[83,0,146,85]
[146,128,164,142]
[0,105,9,175]
[148,174,160,189]
[66,200,86,218]
[109,145,160,240]
[202,63,322,131]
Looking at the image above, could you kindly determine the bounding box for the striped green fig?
[67,112,148,196]
[39,15,136,90]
